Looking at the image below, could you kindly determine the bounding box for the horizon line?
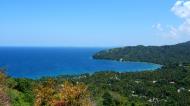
[0,41,188,48]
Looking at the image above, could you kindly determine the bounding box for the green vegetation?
[0,71,93,106]
[1,41,190,105]
[93,41,190,65]
[1,64,190,106]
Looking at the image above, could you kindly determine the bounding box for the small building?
[170,81,175,84]
[152,80,157,84]
[135,80,140,84]
[177,87,185,93]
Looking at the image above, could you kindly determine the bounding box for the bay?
[0,47,161,78]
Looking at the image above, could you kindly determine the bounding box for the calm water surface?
[0,47,161,78]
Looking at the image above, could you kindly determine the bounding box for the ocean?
[0,47,160,78]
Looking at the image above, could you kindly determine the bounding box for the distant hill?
[93,41,190,65]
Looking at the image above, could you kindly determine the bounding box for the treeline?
[1,64,190,106]
[93,41,190,65]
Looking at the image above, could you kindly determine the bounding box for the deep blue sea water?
[0,47,161,78]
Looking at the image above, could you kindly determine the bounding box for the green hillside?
[93,41,190,65]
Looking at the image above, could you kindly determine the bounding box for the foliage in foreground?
[0,69,10,106]
[34,79,92,106]
[1,64,190,106]
[0,68,93,106]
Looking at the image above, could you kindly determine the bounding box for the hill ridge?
[93,41,190,65]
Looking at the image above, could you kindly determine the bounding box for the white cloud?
[153,0,190,39]
[152,23,163,31]
[171,0,190,18]
[171,0,190,36]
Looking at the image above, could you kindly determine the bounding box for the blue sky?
[0,0,190,47]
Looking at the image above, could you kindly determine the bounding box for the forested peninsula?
[93,41,190,65]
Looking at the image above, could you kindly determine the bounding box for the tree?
[34,79,56,106]
[53,81,93,106]
[34,80,93,106]
[102,92,115,106]
[0,68,10,106]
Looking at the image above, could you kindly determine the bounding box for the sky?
[0,0,190,47]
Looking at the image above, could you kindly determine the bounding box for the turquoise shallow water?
[0,47,161,78]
